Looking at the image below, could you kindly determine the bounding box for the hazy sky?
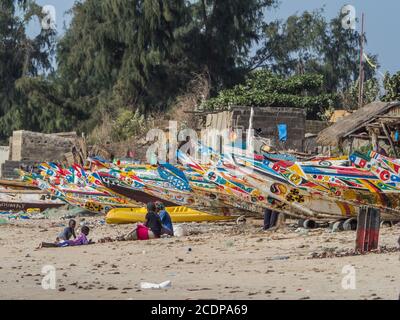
[27,0,399,75]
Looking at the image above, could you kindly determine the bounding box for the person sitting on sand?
[155,201,173,236]
[39,226,93,248]
[56,219,77,242]
[144,202,162,238]
[115,202,162,242]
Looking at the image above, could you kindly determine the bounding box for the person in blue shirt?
[155,201,174,236]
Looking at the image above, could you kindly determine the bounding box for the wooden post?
[356,206,381,252]
[370,129,379,152]
[381,122,398,158]
[349,137,354,155]
[358,13,365,109]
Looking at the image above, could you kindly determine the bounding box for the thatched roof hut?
[317,101,400,147]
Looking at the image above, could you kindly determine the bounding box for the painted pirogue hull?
[17,147,400,220]
[228,156,395,220]
[272,157,400,217]
[0,179,41,190]
[226,150,400,220]
[176,145,400,220]
[176,150,355,221]
[99,174,178,207]
[18,169,141,214]
[0,189,64,212]
[90,151,400,221]
[0,201,63,212]
[97,171,258,217]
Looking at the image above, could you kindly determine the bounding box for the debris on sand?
[140,280,171,289]
[308,245,400,259]
[42,206,95,220]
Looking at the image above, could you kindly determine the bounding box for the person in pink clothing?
[119,203,160,241]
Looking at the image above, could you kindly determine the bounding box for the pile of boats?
[13,143,400,223]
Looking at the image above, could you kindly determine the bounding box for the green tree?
[251,9,378,95]
[55,0,278,127]
[0,0,57,141]
[342,77,380,110]
[382,71,400,102]
[186,0,277,89]
[57,0,201,127]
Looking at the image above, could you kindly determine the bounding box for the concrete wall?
[205,107,306,151]
[1,160,36,179]
[9,130,77,162]
[0,146,10,177]
[0,146,9,164]
[305,120,329,134]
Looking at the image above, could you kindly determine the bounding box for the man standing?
[263,208,279,231]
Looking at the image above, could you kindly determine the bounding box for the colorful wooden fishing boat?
[17,144,400,221]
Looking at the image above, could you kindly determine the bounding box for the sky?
[26,0,399,75]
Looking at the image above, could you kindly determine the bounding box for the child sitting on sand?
[56,219,77,242]
[39,226,93,248]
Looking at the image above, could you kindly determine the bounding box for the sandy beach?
[0,217,399,300]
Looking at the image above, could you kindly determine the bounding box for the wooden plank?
[356,207,367,252]
[369,208,381,250]
[356,207,381,252]
[371,130,379,152]
[348,134,389,140]
[349,137,354,155]
[365,123,382,128]
[381,122,398,158]
[376,115,400,119]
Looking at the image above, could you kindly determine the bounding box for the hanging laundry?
[277,124,288,142]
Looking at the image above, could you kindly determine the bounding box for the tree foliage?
[112,108,146,142]
[252,10,378,94]
[0,0,59,141]
[382,72,400,102]
[202,70,337,119]
[0,1,384,143]
[341,77,380,110]
[56,0,277,119]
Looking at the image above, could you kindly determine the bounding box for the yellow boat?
[106,206,235,224]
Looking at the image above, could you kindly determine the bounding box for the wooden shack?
[317,101,400,156]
